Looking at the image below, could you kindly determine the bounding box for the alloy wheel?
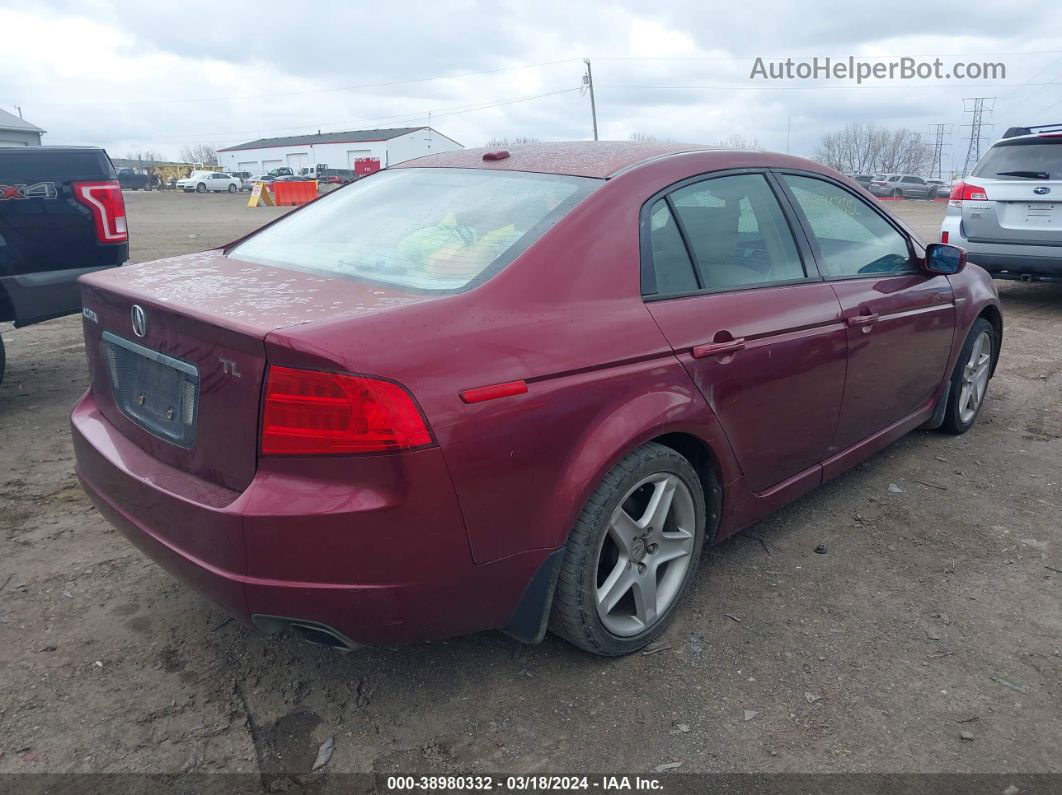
[594,473,696,636]
[958,330,992,424]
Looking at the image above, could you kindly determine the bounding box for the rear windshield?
[0,149,114,182]
[229,167,600,291]
[973,140,1062,179]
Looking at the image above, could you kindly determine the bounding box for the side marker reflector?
[460,380,528,404]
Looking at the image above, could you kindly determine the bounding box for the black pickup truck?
[0,147,128,385]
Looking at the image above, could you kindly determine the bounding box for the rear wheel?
[940,318,996,434]
[551,442,706,656]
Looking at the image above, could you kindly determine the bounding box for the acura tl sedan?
[72,143,1002,656]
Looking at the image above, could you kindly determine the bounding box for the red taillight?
[941,231,949,244]
[72,180,128,243]
[949,181,987,202]
[261,366,432,455]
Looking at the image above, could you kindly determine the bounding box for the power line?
[149,87,583,145]
[597,81,1061,92]
[27,58,584,108]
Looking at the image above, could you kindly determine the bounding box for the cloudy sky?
[2,0,1061,171]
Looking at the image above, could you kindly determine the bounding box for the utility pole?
[960,97,995,177]
[15,105,22,119]
[583,58,598,141]
[928,123,953,180]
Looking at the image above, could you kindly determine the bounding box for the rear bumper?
[1,264,124,326]
[71,390,550,645]
[941,214,1062,280]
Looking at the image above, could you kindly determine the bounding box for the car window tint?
[782,175,913,277]
[646,200,698,294]
[669,174,805,290]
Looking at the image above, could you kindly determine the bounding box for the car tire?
[550,442,707,656]
[196,183,206,193]
[227,184,237,193]
[940,317,996,435]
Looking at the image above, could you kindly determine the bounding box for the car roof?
[397,141,723,179]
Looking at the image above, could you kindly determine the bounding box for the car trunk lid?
[78,250,435,492]
[961,178,1062,245]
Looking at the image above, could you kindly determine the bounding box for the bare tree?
[629,132,674,143]
[715,134,763,150]
[485,136,541,146]
[814,123,931,175]
[179,144,219,165]
[125,149,167,164]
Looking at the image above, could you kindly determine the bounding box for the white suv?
[941,124,1062,283]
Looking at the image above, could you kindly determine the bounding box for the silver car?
[868,173,935,199]
[941,124,1062,283]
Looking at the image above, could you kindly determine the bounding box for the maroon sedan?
[72,143,1001,656]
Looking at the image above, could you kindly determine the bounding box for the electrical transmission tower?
[928,123,953,180]
[960,97,995,177]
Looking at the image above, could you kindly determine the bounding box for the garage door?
[347,149,372,169]
[286,153,308,171]
[262,159,283,173]
[238,161,257,173]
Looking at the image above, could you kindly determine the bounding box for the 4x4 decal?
[0,182,58,200]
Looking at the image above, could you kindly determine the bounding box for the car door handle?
[692,338,746,359]
[846,313,880,327]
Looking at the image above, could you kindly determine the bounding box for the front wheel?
[940,318,996,434]
[227,184,237,193]
[196,183,206,193]
[550,442,706,656]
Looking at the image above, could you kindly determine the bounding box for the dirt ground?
[0,192,1059,780]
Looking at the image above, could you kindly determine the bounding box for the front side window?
[782,175,912,277]
[230,168,600,291]
[667,174,805,290]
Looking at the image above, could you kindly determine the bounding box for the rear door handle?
[846,313,880,328]
[692,338,746,359]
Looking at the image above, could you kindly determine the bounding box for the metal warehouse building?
[217,126,463,176]
[0,107,45,146]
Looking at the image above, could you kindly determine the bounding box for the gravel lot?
[1,192,1059,779]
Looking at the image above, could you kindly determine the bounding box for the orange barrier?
[272,180,318,206]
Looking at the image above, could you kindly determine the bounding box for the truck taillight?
[261,366,432,455]
[72,180,128,243]
[948,181,987,204]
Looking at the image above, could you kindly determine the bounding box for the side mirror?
[923,243,967,275]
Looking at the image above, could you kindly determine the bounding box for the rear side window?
[230,168,599,291]
[972,140,1062,179]
[646,200,698,294]
[782,175,912,277]
[668,174,805,290]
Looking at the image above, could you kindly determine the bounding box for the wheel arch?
[977,304,1003,375]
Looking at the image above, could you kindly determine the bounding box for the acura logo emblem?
[1033,186,1051,195]
[131,304,148,337]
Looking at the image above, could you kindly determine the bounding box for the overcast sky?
[3,0,1061,171]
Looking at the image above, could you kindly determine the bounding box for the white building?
[0,107,45,146]
[217,127,463,175]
